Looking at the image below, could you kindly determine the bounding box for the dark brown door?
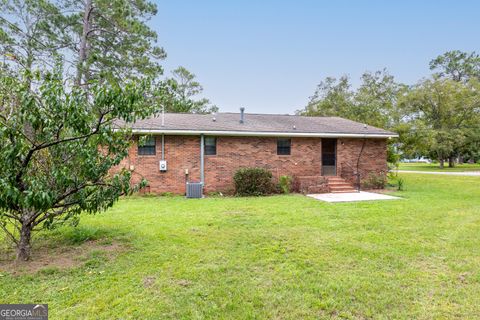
[322,138,337,176]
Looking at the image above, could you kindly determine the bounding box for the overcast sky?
[153,0,479,114]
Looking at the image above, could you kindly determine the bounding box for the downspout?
[200,134,205,185]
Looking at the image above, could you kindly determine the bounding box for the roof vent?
[363,124,368,129]
[212,112,216,122]
[293,125,296,130]
[240,107,245,124]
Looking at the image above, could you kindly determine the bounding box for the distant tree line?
[297,51,480,168]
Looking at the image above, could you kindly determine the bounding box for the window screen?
[277,138,291,155]
[138,136,156,155]
[205,137,217,155]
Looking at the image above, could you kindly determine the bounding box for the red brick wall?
[204,137,322,193]
[117,135,201,194]
[337,138,388,185]
[115,135,388,194]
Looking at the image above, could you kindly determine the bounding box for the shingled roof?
[118,112,398,138]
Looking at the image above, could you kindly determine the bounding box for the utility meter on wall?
[159,160,167,172]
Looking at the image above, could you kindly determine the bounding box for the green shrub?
[278,175,292,194]
[362,172,387,189]
[387,168,398,182]
[397,177,405,191]
[233,168,275,196]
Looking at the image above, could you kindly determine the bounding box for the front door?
[322,138,337,176]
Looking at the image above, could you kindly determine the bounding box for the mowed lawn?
[398,162,480,172]
[1,174,480,319]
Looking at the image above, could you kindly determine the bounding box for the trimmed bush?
[233,168,275,196]
[362,172,387,189]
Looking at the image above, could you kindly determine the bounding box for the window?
[138,136,156,155]
[277,138,291,155]
[204,137,217,155]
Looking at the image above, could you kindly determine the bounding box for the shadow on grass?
[46,225,118,245]
[0,224,133,276]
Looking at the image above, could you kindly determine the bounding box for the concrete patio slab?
[307,191,401,203]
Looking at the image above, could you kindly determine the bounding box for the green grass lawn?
[1,174,480,319]
[398,162,480,172]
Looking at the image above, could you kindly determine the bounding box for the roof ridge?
[203,112,343,118]
[160,111,347,119]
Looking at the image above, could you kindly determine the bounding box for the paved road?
[397,170,480,176]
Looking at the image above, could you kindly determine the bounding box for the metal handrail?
[340,162,361,191]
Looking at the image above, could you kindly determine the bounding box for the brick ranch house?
[115,110,398,195]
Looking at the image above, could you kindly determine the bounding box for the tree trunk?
[76,0,93,85]
[439,158,445,169]
[16,223,32,261]
[448,156,455,168]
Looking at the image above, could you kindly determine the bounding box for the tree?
[0,1,217,262]
[1,1,219,115]
[429,51,480,166]
[0,69,156,261]
[299,75,354,118]
[299,52,480,167]
[298,70,406,129]
[400,78,480,168]
[354,70,407,129]
[0,0,166,84]
[164,66,218,114]
[459,128,480,163]
[70,0,166,85]
[430,50,480,82]
[0,0,70,81]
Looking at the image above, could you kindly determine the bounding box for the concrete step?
[332,188,355,191]
[327,181,352,186]
[302,176,357,194]
[330,186,356,191]
[297,176,326,184]
[307,185,329,194]
[326,176,356,193]
[329,181,357,191]
[328,182,352,187]
[326,176,344,181]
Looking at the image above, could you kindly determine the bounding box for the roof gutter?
[127,129,398,139]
